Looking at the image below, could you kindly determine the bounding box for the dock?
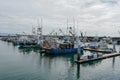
[84,48,112,53]
[75,53,120,64]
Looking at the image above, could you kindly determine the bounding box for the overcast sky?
[0,0,120,36]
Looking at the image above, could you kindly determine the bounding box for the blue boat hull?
[46,47,83,55]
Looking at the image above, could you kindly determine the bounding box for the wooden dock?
[84,48,112,53]
[75,53,120,64]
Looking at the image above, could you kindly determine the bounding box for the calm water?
[0,40,120,80]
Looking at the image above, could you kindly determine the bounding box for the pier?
[84,48,113,53]
[75,53,120,64]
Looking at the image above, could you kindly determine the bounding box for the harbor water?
[1,40,120,80]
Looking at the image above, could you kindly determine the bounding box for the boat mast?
[73,17,75,37]
[32,26,36,35]
[66,18,68,36]
[41,18,43,37]
[37,18,43,45]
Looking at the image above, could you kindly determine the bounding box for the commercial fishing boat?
[18,19,43,49]
[42,36,84,55]
[84,39,114,53]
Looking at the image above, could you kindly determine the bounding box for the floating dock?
[75,53,120,64]
[84,48,112,53]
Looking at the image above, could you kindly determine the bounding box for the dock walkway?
[84,48,112,53]
[75,53,120,64]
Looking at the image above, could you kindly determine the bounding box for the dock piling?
[113,42,116,52]
[77,45,80,61]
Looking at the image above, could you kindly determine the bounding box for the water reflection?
[1,41,120,80]
[44,54,76,65]
[7,42,11,46]
[112,57,115,70]
[82,60,102,66]
[76,60,102,80]
[77,64,80,79]
[13,43,116,80]
[18,47,40,54]
[37,53,77,77]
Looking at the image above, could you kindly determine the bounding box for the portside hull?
[44,47,83,55]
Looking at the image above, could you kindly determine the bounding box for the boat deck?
[75,53,120,64]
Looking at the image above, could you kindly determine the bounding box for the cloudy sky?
[0,0,120,36]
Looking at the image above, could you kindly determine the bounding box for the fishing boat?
[41,19,85,55]
[42,36,84,55]
[18,19,43,49]
[18,36,38,48]
[84,39,114,53]
[43,45,83,55]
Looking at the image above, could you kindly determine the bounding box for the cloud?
[0,0,120,36]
